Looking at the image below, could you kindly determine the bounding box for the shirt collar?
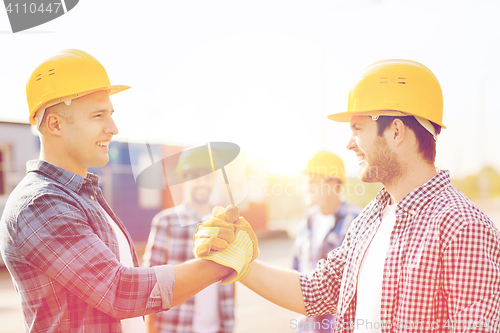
[183,202,216,221]
[375,169,451,215]
[26,159,100,193]
[335,201,349,218]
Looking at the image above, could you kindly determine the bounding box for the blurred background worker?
[143,149,235,333]
[291,151,360,332]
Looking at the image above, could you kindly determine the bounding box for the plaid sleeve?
[143,212,170,267]
[299,228,352,317]
[442,216,500,332]
[17,193,161,319]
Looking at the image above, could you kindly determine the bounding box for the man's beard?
[359,136,404,186]
[191,187,212,205]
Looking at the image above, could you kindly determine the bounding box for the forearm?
[145,313,158,333]
[240,260,307,315]
[172,259,232,307]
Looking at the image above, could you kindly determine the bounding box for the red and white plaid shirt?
[300,170,500,333]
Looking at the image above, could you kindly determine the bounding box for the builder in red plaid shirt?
[216,60,500,332]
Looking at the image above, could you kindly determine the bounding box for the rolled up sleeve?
[151,265,175,310]
[299,251,345,317]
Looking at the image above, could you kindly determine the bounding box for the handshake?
[193,205,259,285]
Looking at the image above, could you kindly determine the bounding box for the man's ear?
[391,118,406,147]
[45,113,63,136]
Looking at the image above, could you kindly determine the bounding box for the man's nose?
[106,117,119,135]
[346,135,357,151]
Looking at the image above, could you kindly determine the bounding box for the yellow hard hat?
[175,147,213,180]
[26,49,130,125]
[328,59,445,130]
[305,151,346,184]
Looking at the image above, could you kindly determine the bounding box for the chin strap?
[35,100,72,130]
[414,116,437,141]
[371,115,437,141]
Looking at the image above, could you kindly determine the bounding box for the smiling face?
[346,116,403,185]
[55,90,118,176]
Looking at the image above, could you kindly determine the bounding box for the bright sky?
[1,0,499,178]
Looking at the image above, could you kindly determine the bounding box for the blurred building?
[0,121,40,266]
[94,142,270,242]
[0,121,39,218]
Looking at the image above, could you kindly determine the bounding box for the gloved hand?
[193,205,259,285]
[193,205,239,258]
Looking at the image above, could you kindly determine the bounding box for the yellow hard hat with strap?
[26,49,130,126]
[328,59,445,137]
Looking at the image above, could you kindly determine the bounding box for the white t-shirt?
[192,212,221,333]
[297,209,336,272]
[101,207,146,333]
[354,203,397,333]
[311,212,336,257]
[192,283,221,333]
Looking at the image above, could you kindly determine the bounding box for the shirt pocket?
[400,258,440,312]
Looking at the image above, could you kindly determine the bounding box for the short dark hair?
[38,103,74,133]
[375,116,441,164]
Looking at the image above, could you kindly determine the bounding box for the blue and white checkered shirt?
[0,160,171,333]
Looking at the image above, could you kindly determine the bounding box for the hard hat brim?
[108,84,131,96]
[327,110,446,129]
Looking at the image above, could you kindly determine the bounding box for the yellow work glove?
[193,205,259,285]
[193,205,239,258]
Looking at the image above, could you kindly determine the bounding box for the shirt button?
[90,195,94,200]
[387,269,391,278]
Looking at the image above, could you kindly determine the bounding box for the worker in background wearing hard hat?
[142,149,235,333]
[291,151,360,332]
[0,49,257,333]
[194,59,500,332]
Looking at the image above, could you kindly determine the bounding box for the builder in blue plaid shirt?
[292,151,360,332]
[0,50,256,333]
[143,149,235,333]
